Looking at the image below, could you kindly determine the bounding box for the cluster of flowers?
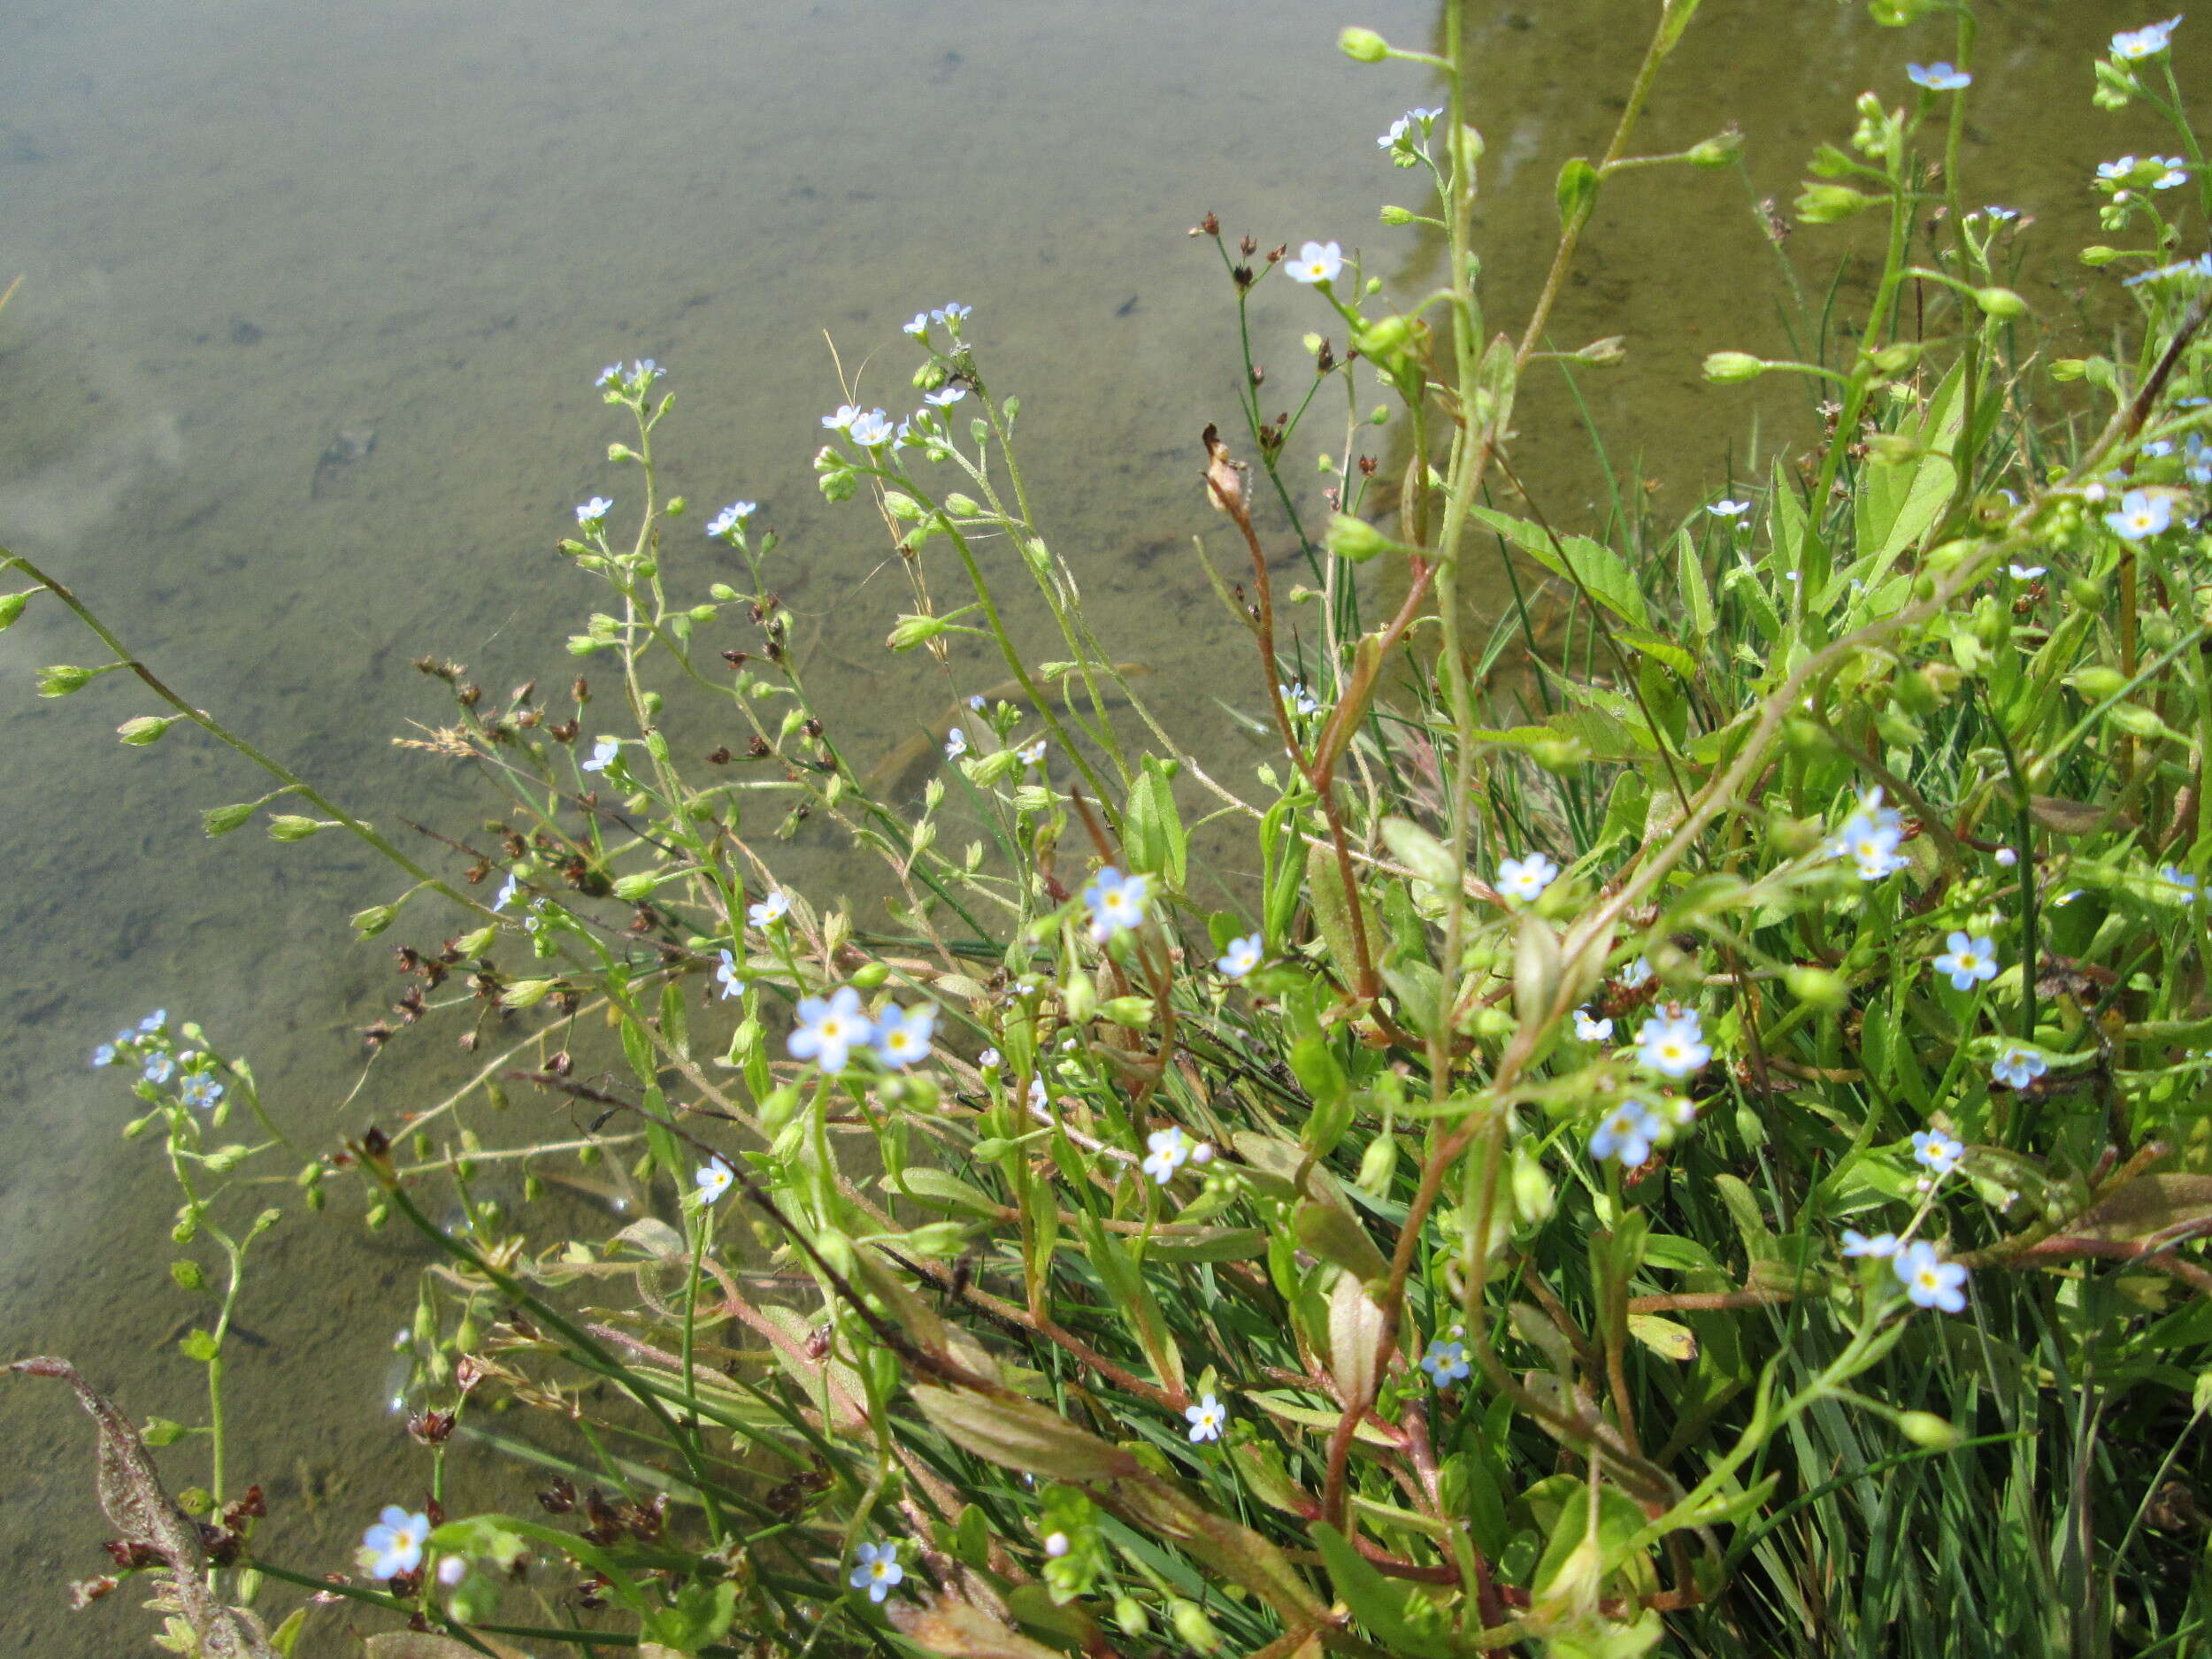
[91,1010,225,1111]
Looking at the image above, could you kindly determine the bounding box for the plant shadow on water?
[0,0,2205,1655]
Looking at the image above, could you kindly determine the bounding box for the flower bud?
[1338,26,1389,61]
[1063,973,1097,1024]
[1973,286,2027,318]
[1575,334,1627,365]
[1786,965,1849,1010]
[2078,244,2121,266]
[265,815,329,842]
[1795,184,1879,223]
[1099,995,1155,1028]
[36,663,104,697]
[882,491,925,521]
[1702,350,1768,384]
[117,715,178,745]
[1897,1410,1960,1449]
[0,591,29,630]
[1354,314,1413,363]
[887,611,954,650]
[1325,512,1392,562]
[1113,1597,1148,1636]
[1170,1600,1225,1654]
[351,904,398,938]
[944,492,980,516]
[1686,129,1743,166]
[1380,204,1415,225]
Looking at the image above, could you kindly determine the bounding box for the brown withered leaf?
[8,1356,277,1658]
[2064,1175,2212,1244]
[2030,795,2132,836]
[887,1594,1068,1659]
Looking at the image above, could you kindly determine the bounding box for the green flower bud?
[116,715,179,746]
[1974,287,2027,318]
[607,442,636,462]
[265,815,331,842]
[1338,26,1389,61]
[1063,973,1097,1024]
[1325,512,1393,562]
[1795,183,1879,223]
[1169,1600,1224,1654]
[1701,350,1768,384]
[883,490,926,522]
[1575,334,1626,364]
[850,961,890,990]
[611,872,660,902]
[887,611,955,650]
[1355,314,1413,362]
[1099,995,1155,1028]
[1897,1410,1960,1449]
[142,1417,186,1447]
[170,1259,204,1292]
[1511,1145,1555,1225]
[36,663,105,697]
[944,492,980,516]
[1113,1597,1148,1636]
[1786,965,1850,1010]
[1686,129,1743,166]
[351,903,398,938]
[1380,204,1415,225]
[0,591,30,630]
[2079,244,2121,267]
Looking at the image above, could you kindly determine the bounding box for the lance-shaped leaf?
[911,1386,1141,1481]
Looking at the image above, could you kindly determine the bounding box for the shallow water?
[0,0,2197,1649]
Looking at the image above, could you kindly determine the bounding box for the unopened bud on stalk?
[1575,334,1626,365]
[1380,204,1415,225]
[1897,1410,1960,1449]
[1686,128,1743,166]
[1973,286,2027,318]
[1338,26,1389,61]
[1702,351,1768,384]
[1325,513,1392,562]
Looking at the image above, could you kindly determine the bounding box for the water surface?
[0,1,2195,1649]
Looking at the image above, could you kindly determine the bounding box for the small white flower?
[1573,1007,1614,1042]
[924,386,967,407]
[1911,1127,1965,1177]
[788,987,873,1072]
[1894,1240,1969,1312]
[1841,1228,1901,1259]
[967,693,987,711]
[362,1507,429,1580]
[872,1004,936,1070]
[2113,16,2183,60]
[1141,1126,1193,1184]
[1590,1099,1664,1166]
[581,734,621,773]
[1043,1531,1071,1558]
[706,501,757,539]
[848,408,895,447]
[849,1540,904,1603]
[1184,1393,1228,1442]
[749,890,790,929]
[1019,738,1047,766]
[1285,240,1345,285]
[595,363,623,388]
[944,726,967,760]
[1636,1007,1710,1078]
[1932,931,1998,991]
[1496,852,1560,902]
[1279,680,1321,718]
[903,311,931,338]
[1708,498,1751,518]
[978,1047,1002,1069]
[823,403,862,431]
[576,495,614,527]
[2008,563,2045,580]
[1217,933,1263,979]
[715,949,745,1000]
[695,1160,734,1203]
[1994,847,2018,867]
[1991,1045,2047,1090]
[1085,867,1149,941]
[1419,1338,1471,1386]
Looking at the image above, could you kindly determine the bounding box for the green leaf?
[910,1386,1142,1481]
[891,1168,1009,1217]
[1470,505,1648,627]
[1555,156,1600,227]
[1379,816,1459,889]
[1305,840,1383,987]
[1310,1524,1456,1658]
[1294,1202,1386,1281]
[1626,1313,1698,1361]
[1079,1214,1186,1394]
[1123,757,1188,889]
